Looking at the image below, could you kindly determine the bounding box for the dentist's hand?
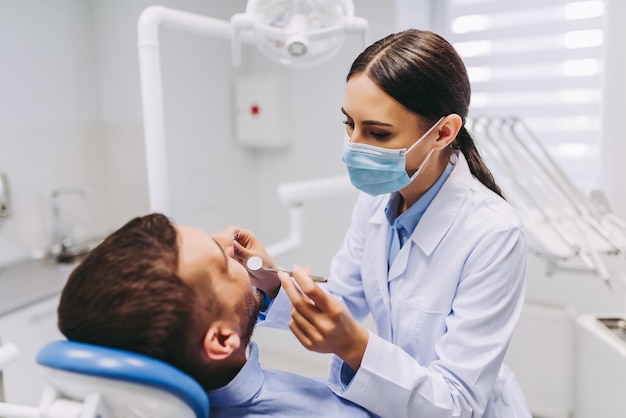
[279,266,369,372]
[230,226,281,298]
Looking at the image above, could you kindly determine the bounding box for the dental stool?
[36,340,209,418]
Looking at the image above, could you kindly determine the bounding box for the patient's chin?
[239,290,262,346]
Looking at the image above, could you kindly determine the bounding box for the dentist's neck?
[400,147,451,212]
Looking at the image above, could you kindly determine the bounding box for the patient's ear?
[203,321,241,361]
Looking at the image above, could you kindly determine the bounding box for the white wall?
[0,0,405,271]
[0,0,109,264]
[91,0,257,235]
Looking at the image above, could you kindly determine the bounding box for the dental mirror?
[246,256,327,282]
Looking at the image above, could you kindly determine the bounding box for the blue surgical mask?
[342,117,445,195]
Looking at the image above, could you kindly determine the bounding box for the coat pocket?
[390,295,449,363]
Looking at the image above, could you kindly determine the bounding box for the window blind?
[444,0,605,190]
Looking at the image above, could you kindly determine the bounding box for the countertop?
[0,258,77,317]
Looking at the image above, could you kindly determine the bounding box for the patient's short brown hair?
[58,213,216,377]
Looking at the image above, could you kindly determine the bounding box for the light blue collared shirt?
[385,160,455,268]
[208,342,375,417]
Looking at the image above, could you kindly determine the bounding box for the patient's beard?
[237,289,263,347]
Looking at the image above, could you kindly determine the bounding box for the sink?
[45,236,105,265]
[52,241,101,264]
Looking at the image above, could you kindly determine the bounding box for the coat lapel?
[366,199,394,340]
[388,152,472,281]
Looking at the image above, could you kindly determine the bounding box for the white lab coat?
[264,152,531,418]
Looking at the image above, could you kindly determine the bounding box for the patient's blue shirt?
[207,342,374,417]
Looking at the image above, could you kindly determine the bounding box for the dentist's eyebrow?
[341,107,393,127]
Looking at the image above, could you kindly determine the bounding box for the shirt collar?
[385,155,456,234]
[207,342,264,407]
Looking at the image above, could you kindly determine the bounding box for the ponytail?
[452,126,504,199]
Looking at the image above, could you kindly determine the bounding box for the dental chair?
[0,340,209,418]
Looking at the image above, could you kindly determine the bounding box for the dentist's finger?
[289,266,335,312]
[278,271,307,304]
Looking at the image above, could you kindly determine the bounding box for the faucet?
[50,187,91,262]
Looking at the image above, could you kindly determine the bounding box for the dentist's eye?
[342,120,354,130]
[370,130,390,140]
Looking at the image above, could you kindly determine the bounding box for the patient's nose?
[211,229,236,257]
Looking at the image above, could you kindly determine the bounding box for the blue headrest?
[37,340,209,418]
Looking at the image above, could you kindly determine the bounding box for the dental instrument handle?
[246,256,327,283]
[262,266,327,283]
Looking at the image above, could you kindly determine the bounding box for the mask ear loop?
[406,116,446,154]
[408,148,435,181]
[405,116,445,181]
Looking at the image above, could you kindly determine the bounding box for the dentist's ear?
[203,321,241,361]
[434,114,463,150]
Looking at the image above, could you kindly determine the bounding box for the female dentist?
[234,29,531,418]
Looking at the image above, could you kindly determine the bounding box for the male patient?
[57,213,372,417]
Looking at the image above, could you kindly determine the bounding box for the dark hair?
[347,29,503,197]
[57,213,219,379]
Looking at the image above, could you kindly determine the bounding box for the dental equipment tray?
[597,317,626,343]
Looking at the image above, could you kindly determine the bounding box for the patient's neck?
[197,351,247,392]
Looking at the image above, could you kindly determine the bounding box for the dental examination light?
[137,1,368,214]
[231,0,367,67]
